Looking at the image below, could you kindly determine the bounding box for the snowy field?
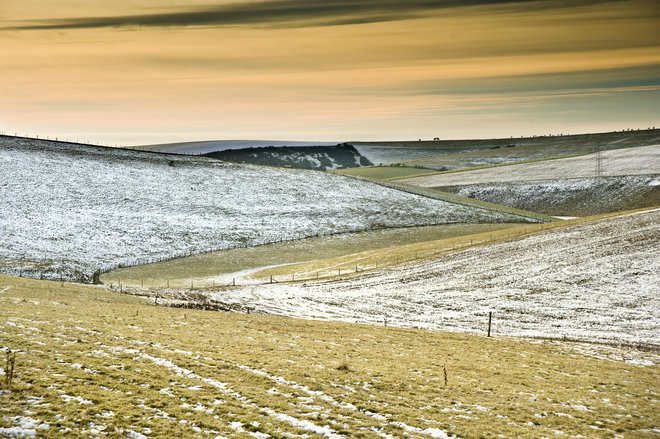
[215,210,660,346]
[445,175,660,216]
[402,144,660,186]
[0,137,528,282]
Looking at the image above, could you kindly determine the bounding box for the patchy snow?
[0,417,49,437]
[60,394,93,405]
[391,421,456,438]
[126,430,147,439]
[126,349,345,438]
[0,137,523,282]
[212,210,660,346]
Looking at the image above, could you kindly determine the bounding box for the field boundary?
[240,206,660,284]
[104,206,658,291]
[341,174,555,223]
[396,152,587,178]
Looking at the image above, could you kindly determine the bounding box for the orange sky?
[1,0,658,145]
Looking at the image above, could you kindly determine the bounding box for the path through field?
[214,209,660,346]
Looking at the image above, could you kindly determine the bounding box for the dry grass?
[335,166,441,180]
[1,274,658,437]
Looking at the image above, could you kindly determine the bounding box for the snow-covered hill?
[443,175,660,216]
[0,136,531,282]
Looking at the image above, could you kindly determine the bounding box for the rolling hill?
[0,136,535,283]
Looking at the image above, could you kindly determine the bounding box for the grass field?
[1,275,658,437]
[101,223,519,289]
[250,223,539,282]
[335,166,441,181]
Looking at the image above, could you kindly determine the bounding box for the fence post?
[487,311,492,337]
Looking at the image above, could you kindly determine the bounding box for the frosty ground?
[206,209,660,347]
[0,137,531,282]
[439,175,660,216]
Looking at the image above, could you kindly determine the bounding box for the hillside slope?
[203,143,372,170]
[442,175,660,216]
[354,128,660,168]
[0,136,532,282]
[136,139,336,155]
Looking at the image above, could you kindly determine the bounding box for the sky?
[0,0,658,146]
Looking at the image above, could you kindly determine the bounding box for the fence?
[102,210,639,292]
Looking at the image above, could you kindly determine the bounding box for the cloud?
[5,0,622,31]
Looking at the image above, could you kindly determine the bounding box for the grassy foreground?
[1,275,658,438]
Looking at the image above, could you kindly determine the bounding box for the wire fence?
[101,211,635,292]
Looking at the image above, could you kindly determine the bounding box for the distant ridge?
[203,143,373,170]
[136,139,337,155]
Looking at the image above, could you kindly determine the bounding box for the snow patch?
[0,417,49,438]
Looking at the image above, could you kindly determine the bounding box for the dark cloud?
[5,0,622,31]
[405,64,660,97]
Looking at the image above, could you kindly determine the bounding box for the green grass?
[335,165,441,180]
[1,275,657,437]
[398,153,586,178]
